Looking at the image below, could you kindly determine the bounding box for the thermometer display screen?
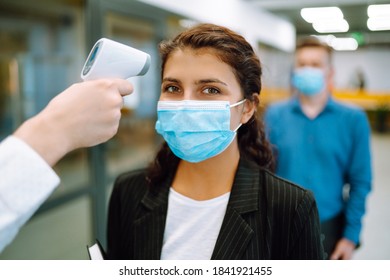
[82,41,102,76]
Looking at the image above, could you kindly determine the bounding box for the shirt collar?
[291,94,336,115]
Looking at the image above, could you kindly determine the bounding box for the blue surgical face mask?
[155,99,246,163]
[292,67,325,96]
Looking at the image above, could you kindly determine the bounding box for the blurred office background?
[0,0,389,259]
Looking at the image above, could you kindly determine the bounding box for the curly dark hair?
[147,23,274,186]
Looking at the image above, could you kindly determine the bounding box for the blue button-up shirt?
[264,97,372,244]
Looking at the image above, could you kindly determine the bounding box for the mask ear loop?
[230,99,246,108]
[230,99,246,132]
[233,123,242,133]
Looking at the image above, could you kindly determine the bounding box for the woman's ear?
[240,93,258,124]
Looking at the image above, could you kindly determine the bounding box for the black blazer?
[107,159,324,260]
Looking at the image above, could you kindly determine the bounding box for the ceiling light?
[301,7,343,23]
[311,35,358,51]
[367,17,390,31]
[330,38,358,51]
[313,19,349,33]
[367,4,390,18]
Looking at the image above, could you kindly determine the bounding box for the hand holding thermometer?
[81,38,151,81]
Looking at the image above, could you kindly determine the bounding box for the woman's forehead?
[164,48,234,76]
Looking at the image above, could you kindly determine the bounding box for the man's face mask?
[155,99,245,163]
[292,66,325,96]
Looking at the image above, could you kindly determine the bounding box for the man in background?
[264,37,372,259]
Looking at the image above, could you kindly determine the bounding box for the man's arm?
[14,79,133,166]
[0,136,60,253]
[331,110,372,260]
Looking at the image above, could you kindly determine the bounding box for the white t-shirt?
[0,136,60,252]
[161,187,230,260]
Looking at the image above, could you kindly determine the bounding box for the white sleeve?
[0,136,60,253]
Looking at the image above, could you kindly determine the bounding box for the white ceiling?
[246,0,389,9]
[244,0,390,46]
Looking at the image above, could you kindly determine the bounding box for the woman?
[107,23,324,260]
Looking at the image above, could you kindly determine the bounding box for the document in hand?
[87,239,106,260]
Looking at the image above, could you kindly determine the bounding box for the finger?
[330,249,341,260]
[114,79,134,96]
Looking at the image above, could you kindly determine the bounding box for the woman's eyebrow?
[162,77,180,83]
[162,77,228,86]
[196,79,228,86]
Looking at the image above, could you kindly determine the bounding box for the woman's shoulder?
[241,160,314,203]
[115,168,148,186]
[258,169,319,233]
[260,168,316,204]
[112,168,149,200]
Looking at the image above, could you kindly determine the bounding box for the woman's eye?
[164,85,180,93]
[202,87,220,95]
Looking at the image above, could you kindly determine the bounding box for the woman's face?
[160,47,245,130]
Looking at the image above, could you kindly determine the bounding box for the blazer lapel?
[131,160,262,260]
[133,183,170,260]
[211,160,260,260]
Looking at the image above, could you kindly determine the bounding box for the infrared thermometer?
[81,38,151,80]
